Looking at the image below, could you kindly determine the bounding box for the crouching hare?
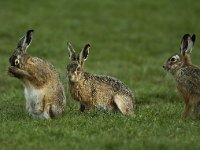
[163,34,200,119]
[66,42,135,115]
[8,30,66,119]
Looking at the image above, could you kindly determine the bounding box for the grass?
[0,0,200,149]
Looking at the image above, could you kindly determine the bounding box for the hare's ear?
[17,29,34,52]
[67,42,76,61]
[180,34,196,55]
[79,44,90,64]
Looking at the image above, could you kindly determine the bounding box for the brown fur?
[163,34,200,119]
[8,30,66,119]
[67,42,135,115]
[183,54,192,65]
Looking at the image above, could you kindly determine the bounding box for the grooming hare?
[66,42,135,115]
[163,34,200,118]
[8,30,66,119]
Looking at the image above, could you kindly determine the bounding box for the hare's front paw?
[79,104,92,113]
[8,66,16,76]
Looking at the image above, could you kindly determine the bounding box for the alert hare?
[8,30,66,119]
[66,42,135,115]
[163,34,200,119]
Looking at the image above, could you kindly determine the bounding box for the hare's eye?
[15,59,20,65]
[170,57,176,62]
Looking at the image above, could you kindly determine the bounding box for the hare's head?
[9,30,34,69]
[67,42,90,82]
[163,34,196,73]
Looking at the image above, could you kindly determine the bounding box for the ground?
[0,0,200,149]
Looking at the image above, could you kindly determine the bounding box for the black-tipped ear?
[67,42,76,61]
[79,43,90,65]
[180,34,195,55]
[191,34,196,43]
[17,29,34,52]
[82,44,90,60]
[25,30,34,45]
[181,34,190,51]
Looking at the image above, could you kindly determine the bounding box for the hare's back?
[177,66,200,95]
[87,73,134,97]
[31,57,60,76]
[179,66,200,80]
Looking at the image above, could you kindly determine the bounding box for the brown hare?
[66,42,135,115]
[163,34,200,119]
[8,30,66,119]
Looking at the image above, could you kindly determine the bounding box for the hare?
[163,34,200,119]
[8,30,66,119]
[66,42,135,115]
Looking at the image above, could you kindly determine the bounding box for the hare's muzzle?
[68,75,72,80]
[68,74,76,82]
[162,64,169,71]
[163,65,166,69]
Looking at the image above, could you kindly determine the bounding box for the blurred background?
[0,0,200,149]
[1,0,199,99]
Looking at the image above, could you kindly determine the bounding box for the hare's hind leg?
[182,98,194,118]
[43,104,63,119]
[113,94,133,115]
[192,99,200,119]
[42,103,52,119]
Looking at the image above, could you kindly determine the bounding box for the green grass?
[1,0,200,149]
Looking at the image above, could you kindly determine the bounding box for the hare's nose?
[68,75,72,79]
[162,65,166,69]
